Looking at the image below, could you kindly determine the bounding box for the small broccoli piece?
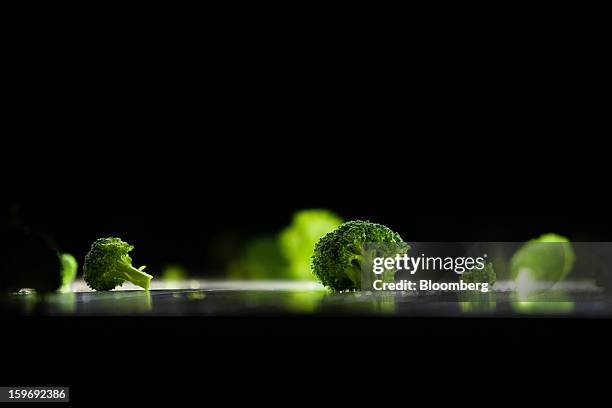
[458,263,496,312]
[279,209,343,280]
[60,253,78,292]
[510,233,575,286]
[83,237,152,291]
[312,220,408,292]
[462,262,496,285]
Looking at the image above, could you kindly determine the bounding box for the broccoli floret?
[510,233,575,287]
[462,262,496,285]
[312,220,408,292]
[279,209,343,280]
[83,237,152,291]
[60,253,78,292]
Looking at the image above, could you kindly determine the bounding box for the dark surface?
[3,280,611,318]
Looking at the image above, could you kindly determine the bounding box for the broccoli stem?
[120,264,153,290]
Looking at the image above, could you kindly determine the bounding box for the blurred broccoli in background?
[511,233,575,290]
[461,262,496,285]
[161,264,188,281]
[60,253,78,292]
[312,220,408,292]
[228,209,342,281]
[228,236,288,280]
[279,209,343,280]
[0,227,63,293]
[458,263,497,313]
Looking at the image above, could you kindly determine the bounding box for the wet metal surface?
[2,280,611,317]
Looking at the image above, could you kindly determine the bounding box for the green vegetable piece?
[459,263,497,313]
[510,233,575,285]
[279,209,343,280]
[83,237,152,291]
[312,220,408,292]
[228,236,289,280]
[462,262,496,285]
[60,253,78,292]
[161,264,187,281]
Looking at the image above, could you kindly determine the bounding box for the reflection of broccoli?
[458,263,496,312]
[279,209,342,280]
[510,233,575,286]
[312,220,408,292]
[462,262,496,285]
[60,253,78,292]
[0,227,62,293]
[83,238,152,291]
[512,290,574,314]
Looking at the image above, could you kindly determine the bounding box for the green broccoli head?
[83,237,152,291]
[279,209,343,280]
[312,220,407,292]
[462,262,496,285]
[60,253,78,292]
[510,233,575,287]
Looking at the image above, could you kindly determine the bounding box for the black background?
[2,7,610,404]
[4,103,610,277]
